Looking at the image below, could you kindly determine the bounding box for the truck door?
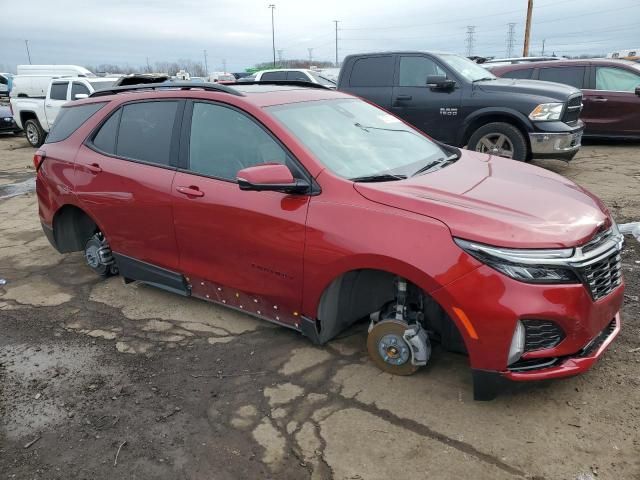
[45,81,70,130]
[391,55,463,144]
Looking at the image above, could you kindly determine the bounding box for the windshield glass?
[269,99,449,179]
[439,54,496,82]
[88,79,117,90]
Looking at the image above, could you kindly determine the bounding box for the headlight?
[454,238,579,284]
[529,102,564,121]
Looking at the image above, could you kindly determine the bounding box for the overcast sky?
[1,0,638,73]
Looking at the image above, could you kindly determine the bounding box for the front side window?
[45,102,106,143]
[538,67,585,89]
[596,67,640,92]
[261,71,287,81]
[269,99,449,180]
[50,82,68,100]
[399,56,446,87]
[188,102,288,181]
[116,101,178,165]
[71,82,90,98]
[503,68,533,80]
[286,71,310,82]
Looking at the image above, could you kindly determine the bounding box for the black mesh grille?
[563,93,583,125]
[523,320,565,351]
[581,251,622,300]
[578,319,616,357]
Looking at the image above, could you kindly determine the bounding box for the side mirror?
[74,93,89,100]
[237,164,310,194]
[635,86,640,97]
[426,75,455,90]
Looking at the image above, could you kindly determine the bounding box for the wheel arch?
[20,110,38,126]
[52,204,102,253]
[460,108,532,154]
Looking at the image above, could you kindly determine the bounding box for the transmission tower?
[506,23,516,57]
[465,26,476,57]
[277,49,283,64]
[308,48,314,65]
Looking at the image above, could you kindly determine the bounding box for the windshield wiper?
[351,174,407,183]
[412,153,460,176]
[472,77,496,82]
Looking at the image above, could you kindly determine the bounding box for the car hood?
[474,78,581,101]
[353,151,610,249]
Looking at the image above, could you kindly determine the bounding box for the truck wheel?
[468,122,527,161]
[24,119,45,147]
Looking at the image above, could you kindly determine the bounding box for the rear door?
[391,54,463,143]
[75,100,183,271]
[341,55,395,110]
[171,100,309,326]
[45,81,70,129]
[582,64,640,136]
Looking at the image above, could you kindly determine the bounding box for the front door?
[45,81,70,130]
[391,55,463,144]
[582,65,640,137]
[171,101,309,326]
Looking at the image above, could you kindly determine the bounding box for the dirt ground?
[0,132,639,480]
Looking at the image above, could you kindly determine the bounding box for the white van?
[12,65,97,98]
[16,65,95,77]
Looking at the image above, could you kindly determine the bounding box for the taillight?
[33,150,46,171]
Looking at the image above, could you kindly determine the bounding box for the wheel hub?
[367,319,420,375]
[85,244,100,268]
[378,333,410,366]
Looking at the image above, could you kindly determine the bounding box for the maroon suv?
[490,59,640,139]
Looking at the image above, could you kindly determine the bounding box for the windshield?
[439,54,496,82]
[88,79,117,90]
[308,71,336,86]
[269,99,449,180]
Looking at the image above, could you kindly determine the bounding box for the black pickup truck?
[337,52,584,161]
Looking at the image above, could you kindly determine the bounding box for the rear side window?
[261,71,287,81]
[595,67,640,92]
[538,66,585,89]
[349,56,394,87]
[45,102,106,144]
[50,82,68,100]
[92,109,121,154]
[502,68,533,79]
[286,71,310,82]
[71,82,90,98]
[116,101,178,165]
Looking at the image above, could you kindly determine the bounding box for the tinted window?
[45,103,106,144]
[399,56,446,86]
[261,71,287,81]
[502,68,533,79]
[189,102,288,181]
[92,109,121,154]
[71,82,90,98]
[116,101,178,165]
[286,71,310,82]
[50,82,68,100]
[596,67,640,92]
[538,66,585,89]
[349,56,394,87]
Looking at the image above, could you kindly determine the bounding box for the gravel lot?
[1,133,639,480]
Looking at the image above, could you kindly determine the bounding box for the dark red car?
[35,82,624,400]
[490,59,640,139]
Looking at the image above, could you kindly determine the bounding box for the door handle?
[86,163,102,173]
[45,104,53,107]
[176,186,205,197]
[395,95,413,101]
[592,97,608,102]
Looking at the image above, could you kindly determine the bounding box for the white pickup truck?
[10,77,117,147]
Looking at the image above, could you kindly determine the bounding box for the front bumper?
[529,129,583,160]
[0,116,19,133]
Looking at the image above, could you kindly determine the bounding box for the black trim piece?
[472,369,507,401]
[299,316,323,345]
[112,252,190,296]
[170,100,186,168]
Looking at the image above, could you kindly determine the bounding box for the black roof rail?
[89,81,244,98]
[236,80,333,90]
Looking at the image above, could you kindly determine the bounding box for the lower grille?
[581,251,622,301]
[522,320,565,351]
[509,357,560,372]
[578,319,616,357]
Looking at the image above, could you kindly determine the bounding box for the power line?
[465,26,476,56]
[506,23,516,57]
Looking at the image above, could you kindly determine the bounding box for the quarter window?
[116,101,178,165]
[188,102,288,181]
[45,103,106,144]
[50,82,68,100]
[349,56,395,87]
[92,109,121,154]
[538,67,585,89]
[399,57,446,87]
[595,67,640,92]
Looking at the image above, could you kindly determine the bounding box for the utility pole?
[277,49,283,65]
[222,59,227,73]
[333,20,339,67]
[146,57,151,72]
[203,50,208,74]
[506,23,516,57]
[268,4,276,68]
[523,0,533,57]
[465,26,476,57]
[541,39,546,55]
[24,40,32,64]
[308,48,314,66]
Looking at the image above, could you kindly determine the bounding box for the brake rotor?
[366,319,419,375]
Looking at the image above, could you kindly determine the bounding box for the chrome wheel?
[475,133,514,159]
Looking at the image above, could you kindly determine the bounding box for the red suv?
[35,82,624,400]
